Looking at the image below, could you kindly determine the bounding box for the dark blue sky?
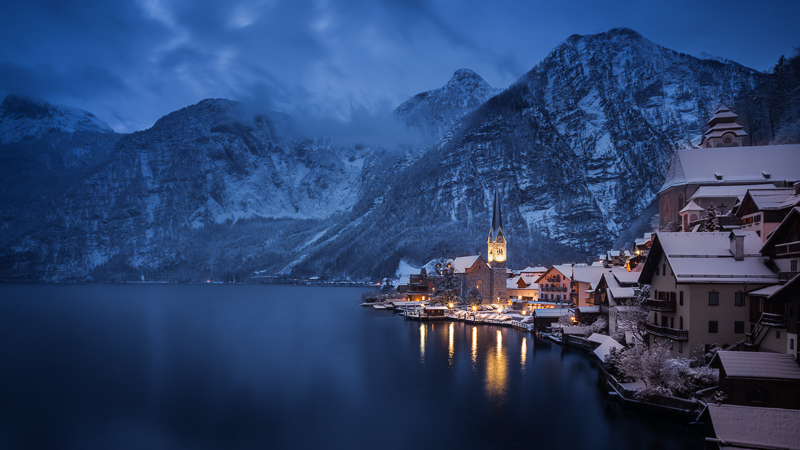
[1,0,798,133]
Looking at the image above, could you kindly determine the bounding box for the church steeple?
[487,189,506,267]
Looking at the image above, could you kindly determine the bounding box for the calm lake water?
[0,285,701,449]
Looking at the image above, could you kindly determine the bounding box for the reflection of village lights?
[472,306,477,311]
[471,326,477,365]
[448,322,454,365]
[521,337,527,367]
[448,303,453,309]
[420,324,426,361]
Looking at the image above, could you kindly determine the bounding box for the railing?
[644,298,676,312]
[779,271,799,281]
[747,312,786,347]
[645,322,689,340]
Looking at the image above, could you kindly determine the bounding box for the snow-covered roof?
[712,351,800,380]
[576,306,601,314]
[706,404,800,450]
[572,266,607,288]
[640,232,779,284]
[451,255,482,273]
[659,145,800,193]
[533,309,569,318]
[591,261,604,267]
[589,334,625,360]
[679,199,703,213]
[562,326,587,336]
[741,188,800,212]
[397,275,410,286]
[613,270,640,285]
[608,287,637,300]
[748,284,782,297]
[521,266,547,273]
[691,181,769,200]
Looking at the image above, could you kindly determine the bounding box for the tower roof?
[491,189,503,238]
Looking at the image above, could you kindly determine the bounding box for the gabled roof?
[451,255,483,274]
[520,266,547,273]
[690,184,771,200]
[736,188,800,218]
[572,266,608,289]
[712,351,800,380]
[639,232,778,284]
[762,207,800,256]
[535,264,574,284]
[705,404,800,449]
[658,145,800,193]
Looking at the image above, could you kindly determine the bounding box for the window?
[708,291,719,306]
[662,263,666,276]
[776,331,781,339]
[790,338,795,351]
[734,321,744,334]
[734,292,744,306]
[679,291,684,306]
[709,321,718,333]
[678,341,683,353]
[662,316,668,327]
[670,317,674,328]
[656,266,660,276]
[679,316,683,330]
[747,389,766,403]
[792,259,798,272]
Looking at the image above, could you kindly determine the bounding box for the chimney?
[729,230,745,261]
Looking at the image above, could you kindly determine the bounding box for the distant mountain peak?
[0,94,113,143]
[394,68,499,137]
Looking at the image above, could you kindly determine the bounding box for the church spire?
[491,189,503,240]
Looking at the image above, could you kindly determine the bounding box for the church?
[448,190,508,304]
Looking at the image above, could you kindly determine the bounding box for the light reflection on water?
[471,325,477,370]
[521,337,527,374]
[448,322,454,367]
[485,329,508,401]
[420,323,426,363]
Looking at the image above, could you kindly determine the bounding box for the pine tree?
[701,204,720,232]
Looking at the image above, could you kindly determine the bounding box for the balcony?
[645,298,676,312]
[645,322,688,341]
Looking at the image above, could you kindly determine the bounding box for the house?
[595,269,640,338]
[699,404,800,450]
[657,106,799,230]
[755,207,800,357]
[710,351,800,410]
[737,187,800,243]
[571,265,609,307]
[506,275,538,302]
[638,231,779,356]
[535,265,574,303]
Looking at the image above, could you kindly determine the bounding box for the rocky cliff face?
[0,28,765,281]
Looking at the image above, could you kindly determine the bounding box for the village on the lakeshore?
[365,106,800,449]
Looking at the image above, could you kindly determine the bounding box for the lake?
[0,284,701,449]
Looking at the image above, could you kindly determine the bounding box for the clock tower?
[487,189,508,303]
[487,190,506,268]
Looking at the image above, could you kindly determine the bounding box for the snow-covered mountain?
[288,28,761,278]
[394,68,500,139]
[0,28,766,281]
[0,95,113,143]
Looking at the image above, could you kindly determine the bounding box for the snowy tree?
[429,258,460,306]
[584,317,607,336]
[611,285,649,343]
[466,287,483,307]
[700,204,720,232]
